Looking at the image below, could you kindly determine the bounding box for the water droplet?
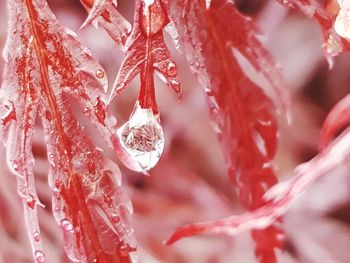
[204,87,214,96]
[116,103,164,172]
[35,250,45,263]
[194,61,200,69]
[83,107,91,116]
[51,180,61,192]
[111,213,120,223]
[61,219,74,232]
[167,62,176,76]
[48,153,54,161]
[95,69,105,79]
[34,231,40,242]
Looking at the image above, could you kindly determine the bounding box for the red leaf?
[167,0,289,262]
[109,0,181,114]
[1,0,135,262]
[320,93,350,149]
[167,127,350,249]
[276,0,350,63]
[80,0,131,50]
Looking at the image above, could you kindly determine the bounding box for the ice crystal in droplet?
[116,103,164,172]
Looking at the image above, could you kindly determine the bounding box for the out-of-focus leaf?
[167,127,350,249]
[0,0,136,262]
[320,93,350,148]
[167,0,289,262]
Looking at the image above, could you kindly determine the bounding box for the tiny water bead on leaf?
[116,103,164,172]
[34,250,45,263]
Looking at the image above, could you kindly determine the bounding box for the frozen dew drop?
[61,219,74,232]
[35,250,45,263]
[95,69,105,79]
[116,103,164,172]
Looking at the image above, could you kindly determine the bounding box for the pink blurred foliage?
[1,0,350,263]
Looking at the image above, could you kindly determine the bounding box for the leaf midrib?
[23,0,108,261]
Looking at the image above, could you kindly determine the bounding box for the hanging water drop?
[116,103,164,172]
